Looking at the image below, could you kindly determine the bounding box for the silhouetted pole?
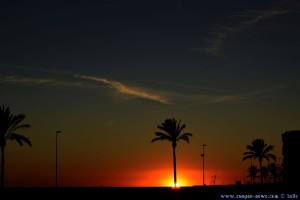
[56,130,61,187]
[201,144,207,186]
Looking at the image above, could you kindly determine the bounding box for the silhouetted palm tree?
[151,118,192,187]
[0,105,32,188]
[242,138,276,184]
[268,162,281,183]
[247,165,258,184]
[260,166,269,183]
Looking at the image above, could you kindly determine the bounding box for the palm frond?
[177,123,186,134]
[177,133,192,143]
[263,145,274,153]
[12,124,31,131]
[243,151,253,155]
[154,132,169,137]
[7,114,26,133]
[7,133,32,147]
[157,125,166,132]
[151,138,161,143]
[242,155,254,161]
[246,145,255,151]
[151,135,170,143]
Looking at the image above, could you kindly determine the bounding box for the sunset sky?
[1,0,300,187]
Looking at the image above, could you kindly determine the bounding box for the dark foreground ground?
[1,184,299,199]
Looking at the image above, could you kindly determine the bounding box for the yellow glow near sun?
[162,178,189,188]
[172,182,180,188]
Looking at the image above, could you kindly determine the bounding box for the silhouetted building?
[282,130,300,185]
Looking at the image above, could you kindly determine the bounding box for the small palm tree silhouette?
[0,105,32,188]
[151,118,192,187]
[242,138,276,184]
[247,165,258,184]
[260,166,269,183]
[268,162,281,183]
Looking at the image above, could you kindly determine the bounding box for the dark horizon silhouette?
[1,184,299,200]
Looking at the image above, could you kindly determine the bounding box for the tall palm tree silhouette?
[242,138,276,184]
[151,118,192,187]
[0,105,32,188]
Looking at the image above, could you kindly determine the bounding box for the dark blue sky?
[1,1,299,76]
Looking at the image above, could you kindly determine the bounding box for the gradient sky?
[1,0,300,187]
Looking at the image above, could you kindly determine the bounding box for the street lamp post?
[201,144,207,186]
[56,130,61,187]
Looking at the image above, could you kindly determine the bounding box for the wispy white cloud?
[2,72,294,107]
[0,75,92,88]
[168,82,292,105]
[74,74,170,104]
[105,119,117,127]
[144,80,212,90]
[0,64,69,75]
[165,93,243,105]
[148,83,294,113]
[195,4,292,55]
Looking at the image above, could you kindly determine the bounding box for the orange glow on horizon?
[7,161,241,187]
[138,168,238,187]
[145,168,198,187]
[163,178,188,188]
[85,167,237,187]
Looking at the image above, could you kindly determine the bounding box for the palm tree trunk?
[173,146,177,186]
[259,161,263,184]
[1,146,4,188]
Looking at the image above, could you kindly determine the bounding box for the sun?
[172,182,180,189]
[154,168,196,187]
[162,178,189,188]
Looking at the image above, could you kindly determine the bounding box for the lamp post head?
[203,144,206,147]
[56,131,61,134]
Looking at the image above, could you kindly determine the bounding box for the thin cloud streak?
[0,75,93,88]
[200,6,291,55]
[168,82,292,105]
[74,74,170,104]
[144,80,212,90]
[0,64,69,75]
[2,74,293,107]
[149,83,294,114]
